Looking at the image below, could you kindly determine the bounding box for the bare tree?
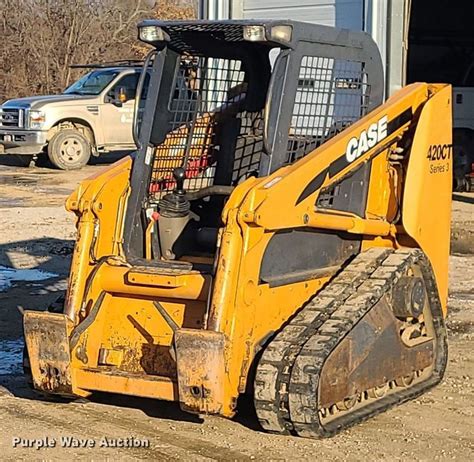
[0,0,196,102]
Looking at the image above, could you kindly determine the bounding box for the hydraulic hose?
[185,185,234,201]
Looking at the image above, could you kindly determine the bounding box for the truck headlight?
[29,110,45,129]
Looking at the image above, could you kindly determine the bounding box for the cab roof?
[137,19,373,51]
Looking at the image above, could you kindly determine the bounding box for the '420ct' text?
[427,144,452,174]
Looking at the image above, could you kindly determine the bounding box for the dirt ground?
[0,155,473,460]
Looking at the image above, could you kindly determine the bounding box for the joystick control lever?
[173,167,186,196]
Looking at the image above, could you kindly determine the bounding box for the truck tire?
[47,128,91,170]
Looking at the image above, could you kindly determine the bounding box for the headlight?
[243,25,266,42]
[243,24,293,43]
[270,25,292,42]
[138,25,169,44]
[29,110,45,129]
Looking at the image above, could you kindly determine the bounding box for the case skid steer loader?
[23,20,452,438]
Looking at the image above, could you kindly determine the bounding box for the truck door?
[100,72,140,148]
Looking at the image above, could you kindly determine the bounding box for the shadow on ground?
[0,237,73,340]
[452,193,474,205]
[0,372,265,432]
[0,151,130,169]
[0,370,206,425]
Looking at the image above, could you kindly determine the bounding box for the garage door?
[239,0,364,30]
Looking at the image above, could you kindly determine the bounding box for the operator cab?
[124,20,384,263]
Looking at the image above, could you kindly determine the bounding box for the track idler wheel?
[392,275,426,318]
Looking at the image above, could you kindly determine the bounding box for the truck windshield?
[64,70,119,95]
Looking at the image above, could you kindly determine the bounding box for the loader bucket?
[23,311,74,395]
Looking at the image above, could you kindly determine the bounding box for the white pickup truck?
[453,65,474,191]
[0,62,148,170]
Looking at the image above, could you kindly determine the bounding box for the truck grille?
[0,108,25,128]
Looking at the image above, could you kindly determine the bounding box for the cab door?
[100,72,139,148]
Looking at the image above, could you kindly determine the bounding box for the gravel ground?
[0,157,472,460]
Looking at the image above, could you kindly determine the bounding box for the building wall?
[235,0,364,30]
[200,0,407,96]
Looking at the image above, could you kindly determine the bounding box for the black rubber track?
[254,247,448,438]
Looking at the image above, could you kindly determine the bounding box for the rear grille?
[286,56,370,164]
[0,108,25,128]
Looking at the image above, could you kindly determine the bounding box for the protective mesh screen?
[162,23,247,54]
[230,111,264,183]
[149,57,246,201]
[287,56,370,164]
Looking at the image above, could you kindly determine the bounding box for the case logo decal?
[345,115,388,163]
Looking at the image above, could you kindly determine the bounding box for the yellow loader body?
[24,20,452,437]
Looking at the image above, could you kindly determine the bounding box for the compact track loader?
[24,20,452,437]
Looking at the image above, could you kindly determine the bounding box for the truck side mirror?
[113,86,128,106]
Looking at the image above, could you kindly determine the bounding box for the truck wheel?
[47,129,91,170]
